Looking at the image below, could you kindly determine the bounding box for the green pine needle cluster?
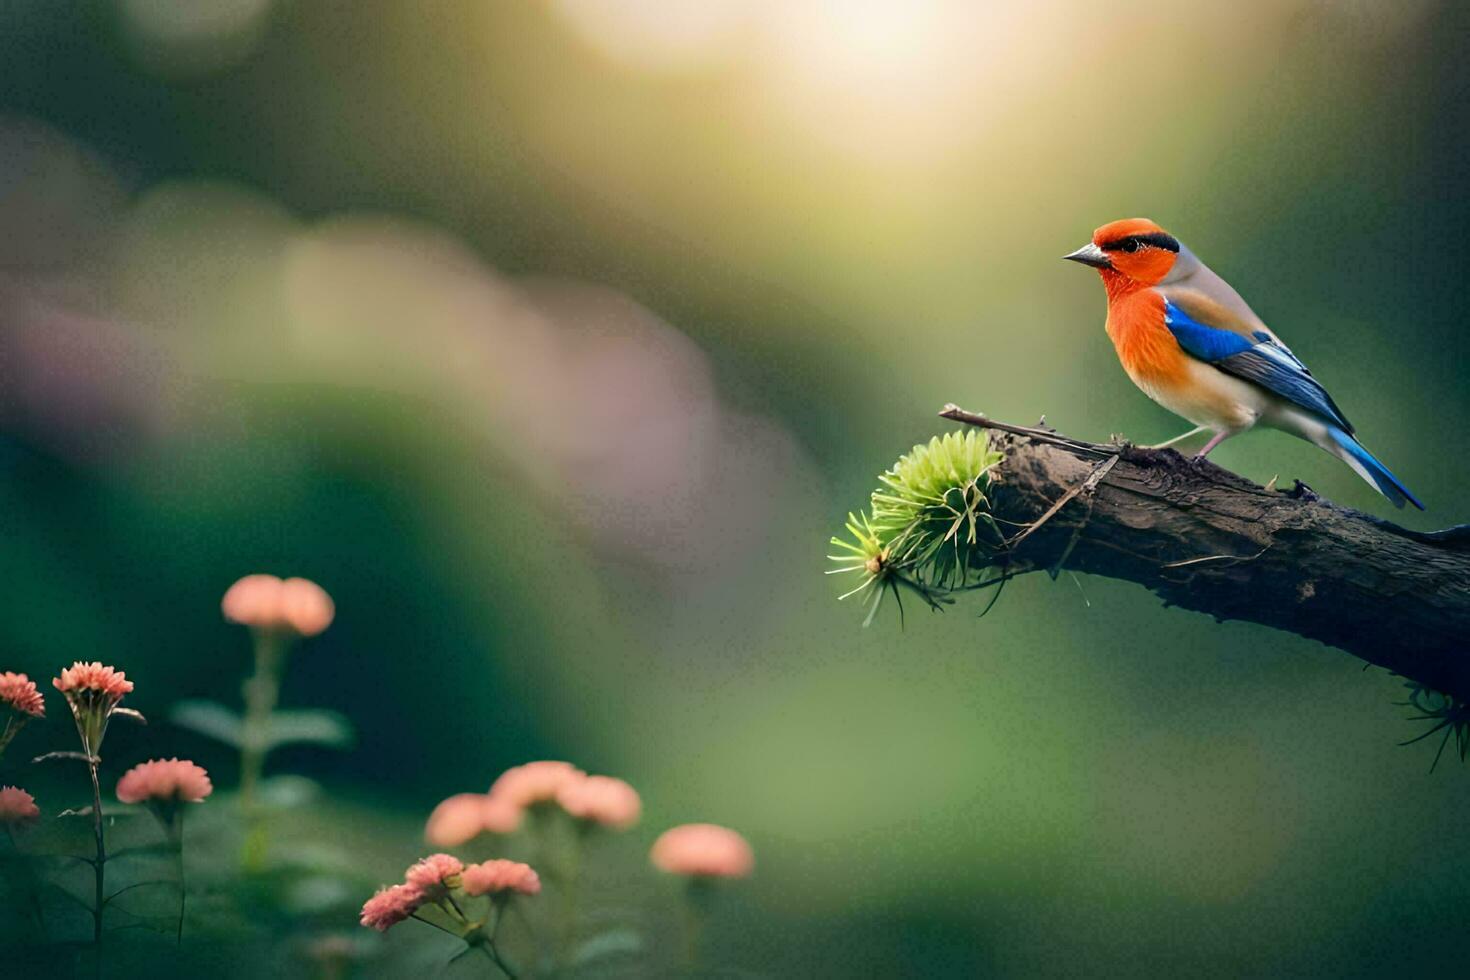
[1397,681,1470,771]
[828,429,1007,625]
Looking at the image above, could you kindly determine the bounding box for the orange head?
[1062,218,1180,287]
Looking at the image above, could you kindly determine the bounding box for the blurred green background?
[2,0,1468,976]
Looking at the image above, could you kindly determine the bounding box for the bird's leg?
[1146,425,1207,450]
[1194,431,1231,459]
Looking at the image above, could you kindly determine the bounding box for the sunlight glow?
[547,0,1049,165]
[550,0,755,71]
[756,0,1009,163]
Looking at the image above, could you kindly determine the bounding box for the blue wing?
[1163,299,1354,434]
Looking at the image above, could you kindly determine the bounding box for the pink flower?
[0,673,44,718]
[52,661,132,753]
[279,578,335,636]
[359,883,424,932]
[556,775,641,829]
[488,761,584,808]
[650,824,754,878]
[116,758,213,805]
[425,793,524,847]
[221,574,282,627]
[404,853,464,896]
[0,786,39,827]
[461,860,541,898]
[221,574,335,637]
[425,793,488,847]
[52,661,133,699]
[481,795,523,834]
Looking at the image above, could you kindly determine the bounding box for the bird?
[1063,217,1423,509]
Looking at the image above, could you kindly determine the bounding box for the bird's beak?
[1062,242,1111,269]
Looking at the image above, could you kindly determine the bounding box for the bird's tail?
[1324,427,1424,510]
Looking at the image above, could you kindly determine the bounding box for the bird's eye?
[1119,238,1141,253]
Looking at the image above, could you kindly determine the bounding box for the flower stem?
[682,905,702,971]
[681,878,713,972]
[511,897,540,951]
[87,758,106,945]
[240,630,286,870]
[409,911,465,939]
[479,938,519,980]
[459,904,521,979]
[0,713,27,758]
[172,820,186,945]
[558,821,583,967]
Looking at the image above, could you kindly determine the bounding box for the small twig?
[1006,484,1083,552]
[1161,548,1269,569]
[1007,454,1119,553]
[1047,455,1121,578]
[939,404,1118,457]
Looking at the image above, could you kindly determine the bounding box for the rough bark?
[939,406,1470,702]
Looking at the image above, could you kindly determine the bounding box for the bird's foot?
[1192,432,1231,459]
[1286,480,1319,502]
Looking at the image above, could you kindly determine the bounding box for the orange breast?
[1104,286,1189,388]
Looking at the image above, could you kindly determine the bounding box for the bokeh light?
[117,0,277,76]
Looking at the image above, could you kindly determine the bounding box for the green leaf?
[170,700,246,748]
[170,703,352,752]
[32,750,97,765]
[104,879,174,906]
[258,775,322,812]
[43,881,96,914]
[262,709,354,750]
[57,804,143,819]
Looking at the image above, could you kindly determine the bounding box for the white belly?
[1130,358,1270,435]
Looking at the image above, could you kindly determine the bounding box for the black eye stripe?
[1101,232,1180,254]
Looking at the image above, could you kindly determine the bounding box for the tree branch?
[938,404,1470,701]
